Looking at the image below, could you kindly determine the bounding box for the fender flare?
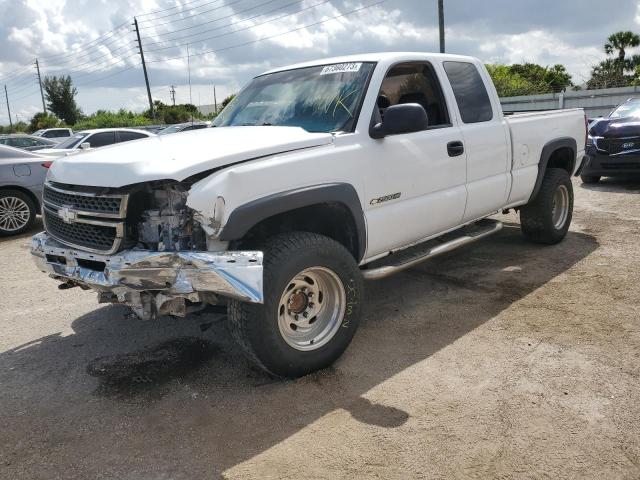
[219,183,367,261]
[529,137,577,202]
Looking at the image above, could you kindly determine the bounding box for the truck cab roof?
[260,52,480,76]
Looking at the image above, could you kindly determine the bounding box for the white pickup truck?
[31,52,587,377]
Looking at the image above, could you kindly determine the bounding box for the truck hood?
[47,126,334,188]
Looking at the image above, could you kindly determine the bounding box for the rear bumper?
[31,232,263,318]
[581,148,640,177]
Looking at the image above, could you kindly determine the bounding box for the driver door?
[363,62,467,258]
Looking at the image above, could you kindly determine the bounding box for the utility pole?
[187,44,193,122]
[170,85,176,106]
[438,0,445,53]
[213,85,218,115]
[4,85,12,131]
[187,44,193,106]
[133,17,154,119]
[34,58,47,114]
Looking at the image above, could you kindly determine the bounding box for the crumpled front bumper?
[31,232,263,318]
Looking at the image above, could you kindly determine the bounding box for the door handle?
[447,141,465,157]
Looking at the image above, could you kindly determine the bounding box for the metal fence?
[500,85,640,118]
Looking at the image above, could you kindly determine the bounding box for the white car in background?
[36,128,155,157]
[32,128,73,142]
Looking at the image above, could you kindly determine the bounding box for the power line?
[139,0,244,30]
[0,64,39,84]
[143,0,305,48]
[147,0,385,64]
[145,0,331,53]
[8,89,40,104]
[144,0,281,41]
[36,20,131,63]
[137,0,217,18]
[2,0,387,120]
[73,64,139,88]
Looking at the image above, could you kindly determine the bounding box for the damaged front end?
[31,181,262,320]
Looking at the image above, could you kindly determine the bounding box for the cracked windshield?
[213,62,375,133]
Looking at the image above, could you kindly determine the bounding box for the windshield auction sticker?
[320,63,362,75]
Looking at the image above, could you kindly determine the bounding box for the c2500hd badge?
[370,192,401,205]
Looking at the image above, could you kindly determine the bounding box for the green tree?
[604,31,640,76]
[28,112,62,132]
[143,101,200,124]
[486,64,537,96]
[73,109,153,130]
[42,75,81,125]
[221,94,236,110]
[485,63,573,97]
[587,59,627,89]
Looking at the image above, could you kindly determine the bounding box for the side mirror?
[370,103,429,139]
[79,142,91,150]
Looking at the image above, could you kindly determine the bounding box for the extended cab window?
[376,62,450,127]
[443,62,493,123]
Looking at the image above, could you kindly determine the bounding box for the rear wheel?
[228,232,363,378]
[0,190,36,236]
[581,174,601,184]
[520,168,573,245]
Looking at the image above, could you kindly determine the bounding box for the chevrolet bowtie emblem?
[58,206,77,224]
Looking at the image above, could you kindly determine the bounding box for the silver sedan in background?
[0,134,58,151]
[0,145,49,236]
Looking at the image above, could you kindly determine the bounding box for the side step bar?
[362,219,503,280]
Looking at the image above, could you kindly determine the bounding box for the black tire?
[0,189,36,237]
[581,174,601,184]
[520,168,573,245]
[228,232,363,378]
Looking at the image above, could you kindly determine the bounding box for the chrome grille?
[44,207,118,252]
[42,183,128,254]
[43,183,126,218]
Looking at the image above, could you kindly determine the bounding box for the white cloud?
[1,0,639,124]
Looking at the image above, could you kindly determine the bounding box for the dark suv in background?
[582,98,640,184]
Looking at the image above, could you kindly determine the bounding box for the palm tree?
[604,31,640,76]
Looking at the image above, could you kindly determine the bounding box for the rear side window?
[86,132,116,148]
[443,62,493,123]
[118,131,148,142]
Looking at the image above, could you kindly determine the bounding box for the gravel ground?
[1,177,639,480]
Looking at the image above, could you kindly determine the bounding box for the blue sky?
[1,0,639,124]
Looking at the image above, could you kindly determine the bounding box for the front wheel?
[520,168,573,245]
[0,190,36,236]
[228,232,363,378]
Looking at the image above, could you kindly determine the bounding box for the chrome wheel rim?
[552,184,569,229]
[0,196,31,232]
[277,266,346,351]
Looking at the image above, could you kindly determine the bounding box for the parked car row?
[0,134,58,151]
[36,128,154,157]
[0,121,216,236]
[0,145,49,235]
